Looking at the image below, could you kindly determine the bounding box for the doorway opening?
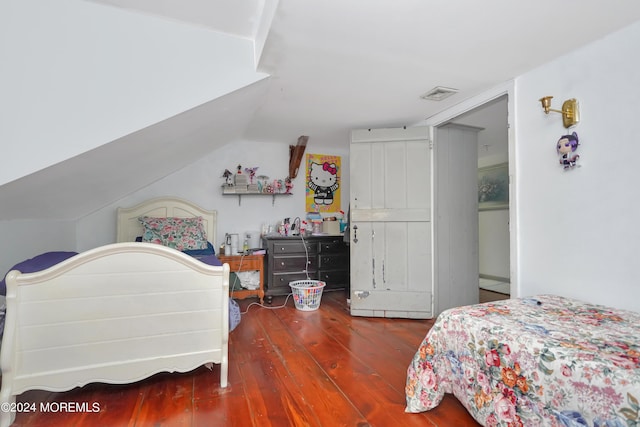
[446,94,510,303]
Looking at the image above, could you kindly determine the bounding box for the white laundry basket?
[289,280,326,311]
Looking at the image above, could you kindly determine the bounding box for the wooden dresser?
[262,235,349,302]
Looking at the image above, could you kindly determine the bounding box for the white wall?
[514,21,640,312]
[1,138,348,277]
[475,103,510,281]
[479,209,510,279]
[0,221,77,275]
[0,0,266,187]
[76,139,350,252]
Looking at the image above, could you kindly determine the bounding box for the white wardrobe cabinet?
[349,125,480,318]
[349,127,432,318]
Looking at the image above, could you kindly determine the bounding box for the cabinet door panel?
[350,127,433,319]
[349,222,374,289]
[379,222,407,290]
[368,222,431,292]
[407,222,432,292]
[383,142,408,209]
[350,142,374,210]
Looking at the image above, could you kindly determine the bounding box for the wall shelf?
[223,191,292,206]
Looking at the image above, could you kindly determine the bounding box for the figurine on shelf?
[285,176,293,194]
[265,183,275,194]
[234,164,249,189]
[244,167,258,184]
[222,169,234,186]
[244,167,259,193]
[256,175,270,193]
[273,179,283,194]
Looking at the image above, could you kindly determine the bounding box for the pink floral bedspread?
[405,295,640,426]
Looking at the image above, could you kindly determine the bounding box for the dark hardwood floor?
[11,290,480,426]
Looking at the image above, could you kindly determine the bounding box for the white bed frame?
[115,196,218,247]
[0,197,229,427]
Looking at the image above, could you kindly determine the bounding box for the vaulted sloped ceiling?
[0,80,270,220]
[0,0,270,220]
[3,0,640,221]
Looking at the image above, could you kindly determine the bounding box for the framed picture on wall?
[306,153,341,213]
[478,162,509,211]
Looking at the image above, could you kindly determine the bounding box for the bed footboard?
[0,243,229,427]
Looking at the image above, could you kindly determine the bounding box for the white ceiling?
[89,0,261,39]
[4,1,640,221]
[90,0,640,146]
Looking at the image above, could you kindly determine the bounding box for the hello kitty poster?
[306,153,341,212]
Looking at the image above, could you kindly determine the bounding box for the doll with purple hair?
[557,131,579,169]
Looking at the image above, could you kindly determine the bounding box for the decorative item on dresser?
[262,235,349,304]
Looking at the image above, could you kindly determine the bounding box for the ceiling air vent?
[420,86,458,101]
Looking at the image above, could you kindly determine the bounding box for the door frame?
[423,81,517,311]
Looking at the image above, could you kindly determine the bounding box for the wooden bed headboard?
[116,197,218,247]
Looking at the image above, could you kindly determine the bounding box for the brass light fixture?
[539,96,580,128]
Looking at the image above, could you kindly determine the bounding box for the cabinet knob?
[281,261,285,266]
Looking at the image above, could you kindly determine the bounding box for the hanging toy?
[557,132,579,169]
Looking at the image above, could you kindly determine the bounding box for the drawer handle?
[281,261,285,266]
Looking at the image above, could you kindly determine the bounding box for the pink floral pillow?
[139,216,208,251]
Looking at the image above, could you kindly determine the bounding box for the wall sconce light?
[539,96,580,128]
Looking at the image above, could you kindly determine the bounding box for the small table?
[217,254,265,304]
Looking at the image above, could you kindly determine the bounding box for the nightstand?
[217,254,265,304]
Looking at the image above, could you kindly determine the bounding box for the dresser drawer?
[272,255,317,272]
[318,254,349,269]
[318,238,347,253]
[271,241,317,255]
[318,269,349,287]
[271,271,319,292]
